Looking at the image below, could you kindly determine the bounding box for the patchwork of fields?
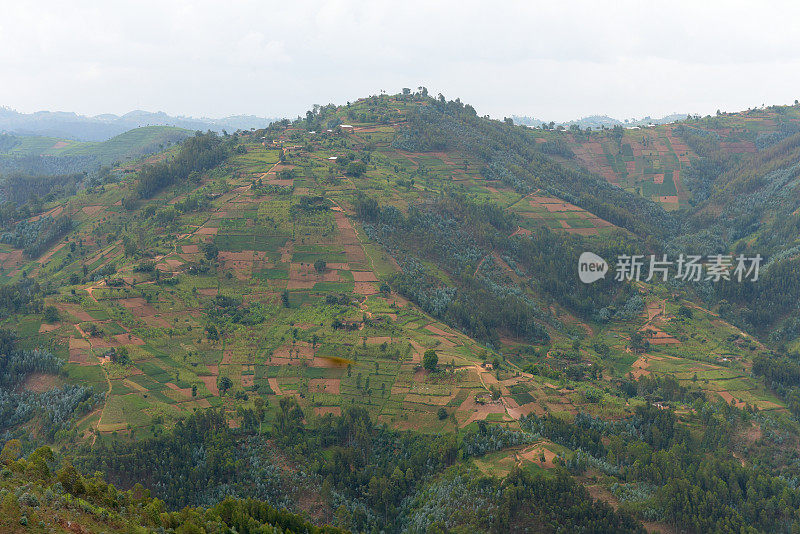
[4,96,787,450]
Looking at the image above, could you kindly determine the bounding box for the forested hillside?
[1,91,799,532]
[0,126,190,176]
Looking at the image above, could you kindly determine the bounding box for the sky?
[2,0,800,122]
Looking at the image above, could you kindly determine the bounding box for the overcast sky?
[2,0,800,122]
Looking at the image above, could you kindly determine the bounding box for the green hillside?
[1,93,800,532]
[0,126,191,173]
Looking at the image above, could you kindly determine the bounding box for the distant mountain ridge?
[0,107,279,142]
[511,113,688,129]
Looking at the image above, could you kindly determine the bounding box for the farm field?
[533,106,800,209]
[3,91,800,534]
[0,94,785,450]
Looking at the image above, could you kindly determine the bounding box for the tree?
[0,439,21,465]
[43,305,59,323]
[205,324,219,342]
[629,331,649,353]
[379,282,391,297]
[437,407,448,420]
[112,347,130,365]
[123,234,138,257]
[346,161,367,177]
[203,242,219,261]
[217,375,233,395]
[314,258,326,273]
[423,349,438,372]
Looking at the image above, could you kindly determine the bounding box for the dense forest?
[75,406,645,533]
[0,329,98,440]
[135,131,232,198]
[0,443,347,533]
[358,191,639,346]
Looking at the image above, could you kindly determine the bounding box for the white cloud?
[0,0,799,120]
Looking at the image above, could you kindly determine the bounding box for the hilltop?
[1,91,799,532]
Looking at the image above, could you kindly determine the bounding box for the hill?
[530,105,800,211]
[0,126,192,176]
[1,92,800,532]
[0,107,278,141]
[511,113,689,129]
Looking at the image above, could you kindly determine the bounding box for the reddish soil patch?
[56,303,94,322]
[39,322,61,333]
[82,205,104,216]
[333,211,354,231]
[119,297,159,317]
[69,337,91,350]
[182,244,200,253]
[656,195,679,204]
[198,288,218,296]
[630,355,651,378]
[408,340,425,363]
[718,391,747,409]
[518,443,557,469]
[163,258,184,268]
[268,377,282,395]
[141,315,171,328]
[273,341,314,359]
[460,400,507,426]
[195,227,219,236]
[506,401,545,419]
[354,282,378,295]
[68,350,91,365]
[165,382,193,399]
[641,326,680,345]
[87,336,115,349]
[309,378,341,394]
[352,271,378,282]
[425,324,455,337]
[0,249,24,271]
[200,367,220,396]
[344,244,366,262]
[23,373,60,393]
[114,333,145,345]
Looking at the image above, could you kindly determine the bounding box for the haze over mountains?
[0,107,280,141]
[511,113,689,129]
[0,103,695,144]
